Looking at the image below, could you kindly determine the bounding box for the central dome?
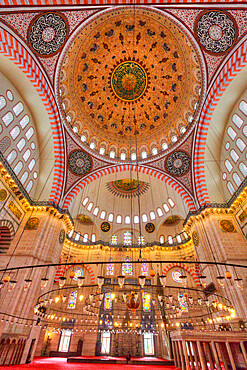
[58,8,202,159]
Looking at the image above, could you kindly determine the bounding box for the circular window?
[172,269,183,284]
[225,141,230,150]
[6,90,13,101]
[222,172,227,180]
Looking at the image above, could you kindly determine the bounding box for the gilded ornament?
[192,230,199,247]
[106,179,149,199]
[25,217,40,230]
[59,229,65,244]
[8,201,22,220]
[219,219,236,233]
[0,189,7,202]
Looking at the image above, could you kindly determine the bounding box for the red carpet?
[0,357,176,369]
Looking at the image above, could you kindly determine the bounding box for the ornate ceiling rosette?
[165,150,190,177]
[28,12,68,57]
[106,178,149,199]
[195,11,237,55]
[68,150,92,176]
[58,7,203,160]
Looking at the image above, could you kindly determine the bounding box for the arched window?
[89,142,95,149]
[124,231,132,246]
[236,138,246,152]
[23,149,31,162]
[87,202,93,212]
[162,203,169,213]
[91,233,96,242]
[152,147,158,155]
[20,171,28,184]
[141,259,149,276]
[26,180,33,193]
[243,125,247,138]
[227,126,236,140]
[225,159,233,173]
[142,214,148,223]
[120,152,126,160]
[162,142,168,150]
[75,233,80,241]
[142,292,151,312]
[100,211,106,220]
[7,150,17,165]
[73,268,83,281]
[82,197,89,206]
[180,126,186,134]
[14,161,23,175]
[33,172,37,179]
[2,112,13,126]
[68,230,73,238]
[168,198,175,208]
[108,213,114,222]
[230,149,239,163]
[141,151,147,159]
[160,235,164,244]
[177,235,182,243]
[125,216,130,224]
[111,235,117,245]
[83,233,88,242]
[150,211,156,220]
[116,215,122,224]
[10,126,20,140]
[13,102,23,116]
[233,172,242,187]
[232,114,243,128]
[81,135,86,142]
[227,181,235,195]
[93,207,99,216]
[106,258,114,276]
[99,147,105,155]
[20,115,29,129]
[134,215,139,224]
[171,135,177,143]
[157,208,163,217]
[72,126,78,133]
[7,90,13,101]
[122,257,133,276]
[0,96,6,110]
[17,138,25,151]
[67,291,77,309]
[25,127,34,140]
[28,159,35,171]
[239,100,247,115]
[109,151,115,158]
[131,152,136,161]
[239,162,247,177]
[168,235,173,244]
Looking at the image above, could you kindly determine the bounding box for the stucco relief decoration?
[58,7,202,158]
[25,217,40,230]
[219,219,236,233]
[106,179,149,199]
[68,150,92,176]
[165,150,190,177]
[195,11,237,55]
[28,12,68,56]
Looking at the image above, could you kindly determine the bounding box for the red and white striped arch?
[54,258,95,284]
[194,39,247,206]
[0,24,65,205]
[62,164,196,211]
[162,262,200,286]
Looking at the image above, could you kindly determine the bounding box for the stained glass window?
[124,231,132,246]
[141,259,148,276]
[172,269,183,284]
[67,291,77,309]
[107,258,114,275]
[142,292,151,312]
[178,293,188,312]
[73,268,83,282]
[122,257,133,276]
[111,235,117,245]
[138,236,145,246]
[104,292,112,310]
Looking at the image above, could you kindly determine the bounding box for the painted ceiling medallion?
[165,150,190,177]
[192,230,199,247]
[68,150,92,176]
[145,222,155,233]
[59,7,202,157]
[110,60,148,102]
[101,221,111,232]
[219,219,236,233]
[195,11,237,55]
[106,179,149,198]
[28,12,68,57]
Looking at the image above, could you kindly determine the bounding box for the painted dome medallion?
[58,8,203,160]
